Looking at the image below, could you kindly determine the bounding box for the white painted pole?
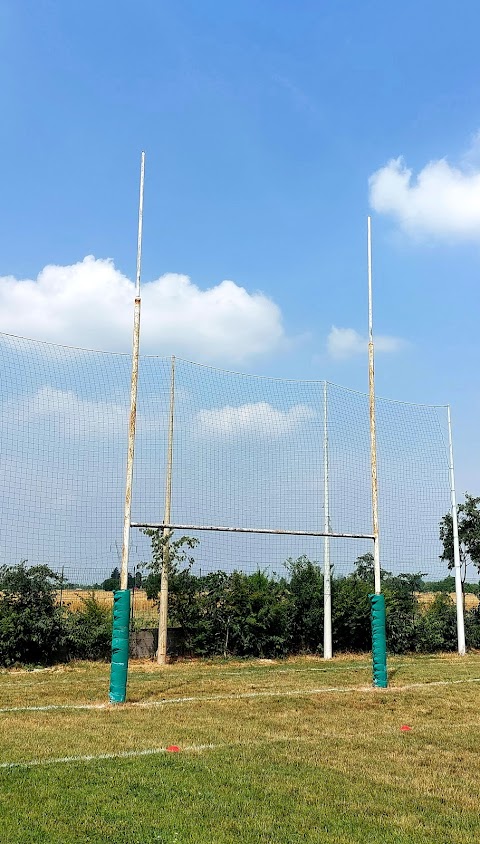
[157,354,176,665]
[447,405,466,655]
[120,151,145,591]
[323,380,332,659]
[367,216,381,595]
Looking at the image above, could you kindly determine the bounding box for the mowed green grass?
[1,654,480,843]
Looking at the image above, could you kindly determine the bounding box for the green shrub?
[383,575,421,654]
[332,576,371,652]
[168,569,293,658]
[223,570,293,658]
[66,593,112,660]
[287,556,324,652]
[170,570,231,656]
[414,594,458,652]
[0,563,67,666]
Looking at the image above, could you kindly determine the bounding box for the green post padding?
[109,589,131,703]
[369,593,388,688]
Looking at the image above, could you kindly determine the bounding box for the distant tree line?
[101,567,142,592]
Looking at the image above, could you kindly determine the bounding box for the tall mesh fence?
[0,333,452,591]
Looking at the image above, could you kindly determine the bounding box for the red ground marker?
[166,745,180,752]
[400,725,412,732]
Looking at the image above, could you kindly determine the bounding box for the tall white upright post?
[323,380,333,659]
[157,354,176,665]
[367,216,381,595]
[120,151,145,591]
[447,405,466,656]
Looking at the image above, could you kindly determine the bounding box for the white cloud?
[369,149,480,240]
[2,385,166,438]
[196,402,315,437]
[327,326,403,360]
[0,257,285,363]
[5,386,129,437]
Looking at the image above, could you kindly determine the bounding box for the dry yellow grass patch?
[418,591,478,609]
[58,589,158,621]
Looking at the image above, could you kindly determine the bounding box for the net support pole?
[367,215,387,688]
[323,380,333,660]
[109,151,145,703]
[447,405,466,656]
[368,217,380,597]
[157,354,176,665]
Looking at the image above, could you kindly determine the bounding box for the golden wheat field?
[417,591,479,609]
[59,588,479,620]
[59,589,158,622]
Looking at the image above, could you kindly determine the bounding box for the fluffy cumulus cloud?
[196,402,314,437]
[369,151,480,240]
[1,383,169,448]
[3,386,130,437]
[327,326,403,360]
[0,257,285,363]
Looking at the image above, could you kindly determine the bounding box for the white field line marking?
[0,736,311,771]
[1,677,480,715]
[3,714,480,772]
[0,743,218,770]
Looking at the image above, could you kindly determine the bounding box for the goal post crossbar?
[130,522,375,541]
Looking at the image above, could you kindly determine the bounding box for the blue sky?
[1,0,480,494]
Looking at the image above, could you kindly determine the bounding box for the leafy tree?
[465,602,480,648]
[439,493,480,585]
[102,567,120,592]
[397,572,426,595]
[142,530,199,602]
[170,567,293,658]
[285,556,323,652]
[425,575,456,593]
[0,562,67,666]
[352,552,391,587]
[168,570,231,656]
[414,593,458,653]
[332,574,371,651]
[423,576,478,595]
[383,573,425,654]
[224,569,292,657]
[1,557,480,664]
[102,568,142,591]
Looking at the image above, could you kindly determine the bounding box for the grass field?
[1,654,480,843]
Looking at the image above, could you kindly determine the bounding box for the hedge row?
[146,554,480,658]
[1,560,479,667]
